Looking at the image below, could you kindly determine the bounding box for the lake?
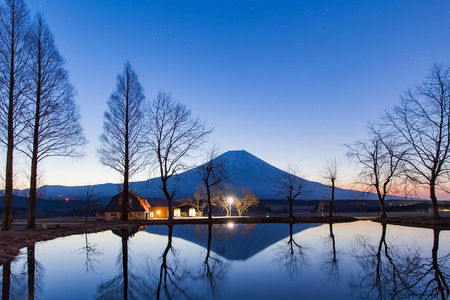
[1,221,449,299]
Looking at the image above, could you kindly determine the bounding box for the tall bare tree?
[146,91,211,220]
[385,64,450,219]
[0,0,30,231]
[321,158,338,217]
[98,62,146,221]
[274,165,305,218]
[22,13,86,229]
[197,146,227,219]
[346,127,406,217]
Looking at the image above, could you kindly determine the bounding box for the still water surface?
[1,221,449,299]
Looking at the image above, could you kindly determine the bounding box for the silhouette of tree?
[197,146,228,219]
[0,0,30,231]
[84,185,97,223]
[146,91,211,220]
[347,126,406,217]
[385,64,450,218]
[23,13,86,229]
[276,223,307,277]
[98,62,146,221]
[321,223,339,282]
[2,261,11,300]
[320,159,338,217]
[96,227,142,300]
[274,166,305,218]
[73,233,103,275]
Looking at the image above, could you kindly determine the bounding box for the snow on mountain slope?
[14,150,375,200]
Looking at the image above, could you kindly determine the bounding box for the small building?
[102,191,152,221]
[149,207,169,218]
[173,203,202,217]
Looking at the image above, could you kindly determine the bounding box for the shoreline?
[1,213,449,266]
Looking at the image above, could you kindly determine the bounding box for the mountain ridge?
[13,150,380,201]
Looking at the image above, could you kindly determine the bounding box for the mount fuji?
[15,150,374,201]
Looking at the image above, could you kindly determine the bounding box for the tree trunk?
[206,183,212,219]
[162,179,173,220]
[121,88,130,221]
[3,56,15,231]
[27,42,42,229]
[430,180,440,219]
[289,199,293,218]
[379,198,387,218]
[328,178,335,217]
[27,100,40,229]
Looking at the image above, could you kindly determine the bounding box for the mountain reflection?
[352,223,450,299]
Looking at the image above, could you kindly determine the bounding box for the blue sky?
[14,0,450,189]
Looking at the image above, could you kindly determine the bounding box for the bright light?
[65,198,69,202]
[228,197,233,204]
[228,222,234,228]
[157,210,160,214]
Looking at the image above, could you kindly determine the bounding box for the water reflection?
[2,261,11,300]
[74,233,103,275]
[352,223,450,299]
[276,222,308,277]
[1,221,449,299]
[322,223,339,282]
[96,225,144,299]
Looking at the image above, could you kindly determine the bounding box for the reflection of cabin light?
[228,222,234,228]
[157,210,160,214]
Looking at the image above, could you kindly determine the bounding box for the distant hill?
[12,150,389,201]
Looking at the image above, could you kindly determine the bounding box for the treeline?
[0,0,86,230]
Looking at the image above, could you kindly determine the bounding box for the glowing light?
[228,222,234,228]
[65,198,69,202]
[157,210,160,214]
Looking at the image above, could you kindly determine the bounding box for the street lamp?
[228,197,233,217]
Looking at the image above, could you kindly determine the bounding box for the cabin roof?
[104,191,151,213]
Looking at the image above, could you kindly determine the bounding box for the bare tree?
[320,158,338,217]
[385,64,450,219]
[146,91,212,220]
[347,126,406,217]
[197,146,227,219]
[22,14,86,229]
[0,0,30,231]
[210,186,231,216]
[193,188,207,213]
[274,165,305,218]
[234,187,259,217]
[84,185,96,223]
[98,62,146,221]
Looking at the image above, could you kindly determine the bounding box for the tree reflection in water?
[96,225,144,300]
[321,223,339,282]
[1,261,11,300]
[0,243,44,300]
[352,223,450,299]
[74,233,103,274]
[276,222,308,277]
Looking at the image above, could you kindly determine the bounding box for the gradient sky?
[9,0,450,191]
